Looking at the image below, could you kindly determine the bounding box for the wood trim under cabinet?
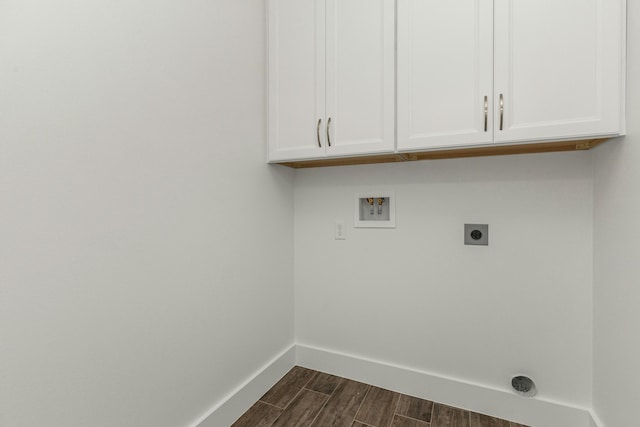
[275,138,609,169]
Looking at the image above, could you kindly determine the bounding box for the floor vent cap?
[511,375,536,397]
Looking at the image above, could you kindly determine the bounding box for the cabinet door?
[494,0,625,144]
[268,0,326,161]
[325,0,395,156]
[397,0,494,151]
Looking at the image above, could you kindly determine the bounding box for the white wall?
[294,152,594,408]
[592,1,640,426]
[0,2,294,427]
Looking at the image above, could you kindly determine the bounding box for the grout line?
[264,385,323,427]
[304,388,332,397]
[259,366,314,410]
[258,400,284,410]
[278,385,306,412]
[277,367,319,410]
[306,374,341,427]
[264,403,286,427]
[385,393,402,427]
[303,374,344,396]
[349,383,371,427]
[393,393,438,425]
[325,376,344,399]
[307,392,331,427]
[392,392,402,418]
[394,414,431,426]
[431,402,439,427]
[302,368,319,389]
[301,387,332,396]
[352,384,373,424]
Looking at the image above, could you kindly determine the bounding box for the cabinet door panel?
[268,0,325,161]
[494,0,624,143]
[325,0,394,156]
[397,0,493,151]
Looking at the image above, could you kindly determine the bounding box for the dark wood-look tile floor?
[231,366,531,427]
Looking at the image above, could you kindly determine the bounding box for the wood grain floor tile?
[469,413,510,427]
[306,372,344,395]
[355,386,400,427]
[391,414,431,427]
[396,395,434,423]
[260,366,317,408]
[231,401,282,427]
[311,379,369,427]
[270,389,329,427]
[236,368,530,427]
[431,403,470,427]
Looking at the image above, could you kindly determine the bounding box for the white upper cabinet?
[397,0,494,151]
[268,0,325,162]
[397,0,625,152]
[493,0,625,144]
[325,0,395,157]
[271,0,625,164]
[268,0,395,162]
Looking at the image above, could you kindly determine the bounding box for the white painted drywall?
[0,1,294,426]
[592,1,640,426]
[294,152,594,407]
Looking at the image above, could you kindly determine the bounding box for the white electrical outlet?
[334,220,346,240]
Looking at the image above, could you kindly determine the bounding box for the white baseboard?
[190,344,296,427]
[187,344,600,427]
[588,410,605,427]
[296,344,593,427]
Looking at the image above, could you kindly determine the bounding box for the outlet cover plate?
[464,224,489,246]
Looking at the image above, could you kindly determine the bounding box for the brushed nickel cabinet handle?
[327,117,332,147]
[484,96,488,132]
[499,94,504,131]
[317,118,322,147]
